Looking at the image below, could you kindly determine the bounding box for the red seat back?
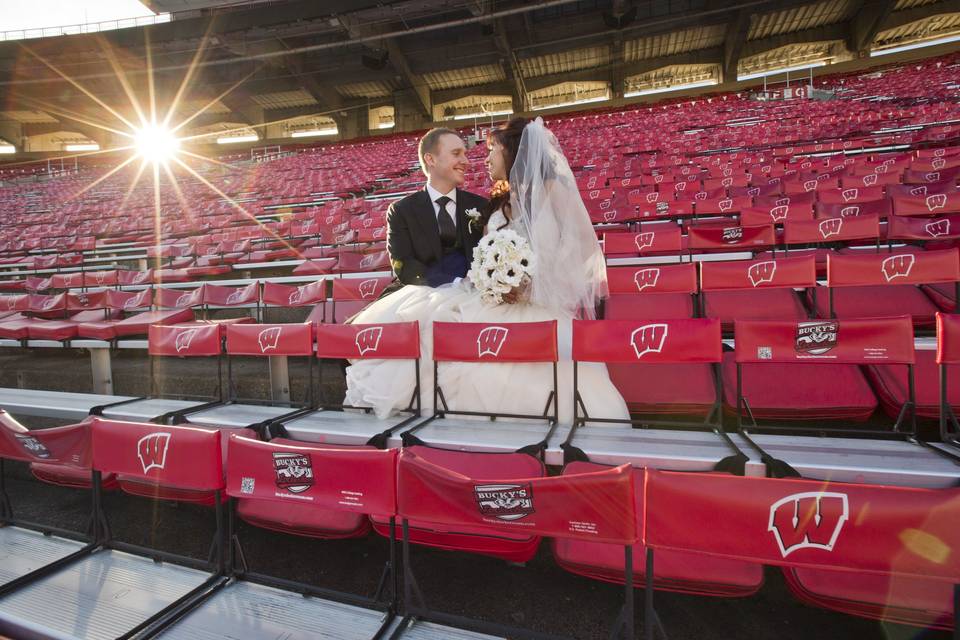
[827,248,960,287]
[226,435,397,517]
[573,319,721,363]
[397,448,637,545]
[888,215,960,242]
[315,321,419,359]
[603,227,682,256]
[937,312,960,364]
[148,323,222,357]
[226,323,313,356]
[331,276,393,301]
[155,286,204,309]
[606,263,697,295]
[105,288,153,311]
[203,282,259,306]
[0,410,92,468]
[433,321,557,363]
[784,216,880,245]
[262,280,326,307]
[687,224,775,250]
[645,469,960,581]
[734,316,915,364]
[700,255,815,292]
[91,418,224,492]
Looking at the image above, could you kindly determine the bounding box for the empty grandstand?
[0,0,960,638]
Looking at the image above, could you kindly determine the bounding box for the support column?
[269,356,291,403]
[90,348,113,395]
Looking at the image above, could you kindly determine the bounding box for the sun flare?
[134,123,181,165]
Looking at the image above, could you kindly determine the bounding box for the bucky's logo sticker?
[273,452,314,494]
[475,483,534,521]
[721,227,743,243]
[795,321,838,355]
[16,434,50,459]
[768,492,849,557]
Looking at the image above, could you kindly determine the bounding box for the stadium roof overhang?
[0,0,959,152]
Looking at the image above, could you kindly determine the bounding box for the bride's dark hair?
[483,117,528,230]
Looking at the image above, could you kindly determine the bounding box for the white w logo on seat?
[630,324,668,359]
[477,326,509,358]
[257,327,282,352]
[356,326,383,355]
[747,261,777,287]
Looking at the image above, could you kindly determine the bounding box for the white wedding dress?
[344,208,629,426]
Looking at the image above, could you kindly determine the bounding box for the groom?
[386,128,487,289]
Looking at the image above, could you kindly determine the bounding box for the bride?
[344,117,629,425]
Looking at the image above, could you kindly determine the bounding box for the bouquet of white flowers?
[467,228,536,305]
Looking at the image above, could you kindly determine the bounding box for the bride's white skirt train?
[344,282,629,426]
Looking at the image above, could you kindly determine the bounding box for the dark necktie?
[435,195,457,247]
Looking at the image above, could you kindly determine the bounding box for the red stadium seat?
[603,263,697,320]
[700,255,814,329]
[818,248,960,327]
[864,349,960,420]
[724,317,917,432]
[0,411,118,491]
[644,469,960,633]
[397,448,640,638]
[228,436,395,539]
[329,276,392,323]
[576,318,722,420]
[553,462,761,596]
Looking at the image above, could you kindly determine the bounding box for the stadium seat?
[554,462,762,597]
[815,248,960,327]
[277,321,422,448]
[374,321,562,563]
[397,448,639,638]
[864,349,958,420]
[700,255,814,329]
[643,469,960,634]
[174,323,313,431]
[577,319,724,424]
[603,263,697,320]
[328,276,393,323]
[724,317,918,433]
[0,419,228,639]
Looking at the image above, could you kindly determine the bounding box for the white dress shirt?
[426,182,457,227]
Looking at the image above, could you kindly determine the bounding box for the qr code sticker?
[758,346,772,360]
[240,477,255,494]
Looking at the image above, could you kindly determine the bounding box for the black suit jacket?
[387,188,487,286]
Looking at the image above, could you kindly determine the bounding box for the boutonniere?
[465,207,482,233]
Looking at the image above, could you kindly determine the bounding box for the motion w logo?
[477,326,509,358]
[137,433,171,473]
[629,323,668,359]
[768,492,849,557]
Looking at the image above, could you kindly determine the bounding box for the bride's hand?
[501,275,530,304]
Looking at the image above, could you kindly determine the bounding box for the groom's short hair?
[418,127,459,175]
